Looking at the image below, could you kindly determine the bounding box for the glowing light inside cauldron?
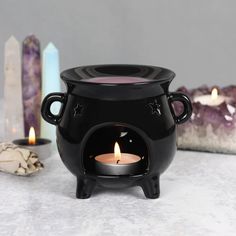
[114,142,121,164]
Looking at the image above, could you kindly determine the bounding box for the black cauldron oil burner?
[41,64,192,199]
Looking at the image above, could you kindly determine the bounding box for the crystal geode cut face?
[174,85,236,154]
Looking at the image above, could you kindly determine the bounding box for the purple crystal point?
[22,35,42,136]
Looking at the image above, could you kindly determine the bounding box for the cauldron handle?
[168,92,192,124]
[41,92,66,125]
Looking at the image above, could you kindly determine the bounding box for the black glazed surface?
[60,64,175,100]
[41,64,192,199]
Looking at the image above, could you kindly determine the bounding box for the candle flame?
[12,127,17,134]
[211,88,218,100]
[114,142,121,162]
[28,127,36,145]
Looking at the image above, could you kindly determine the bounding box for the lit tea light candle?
[95,142,142,175]
[194,88,230,106]
[13,127,51,160]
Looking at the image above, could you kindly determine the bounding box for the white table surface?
[0,150,235,236]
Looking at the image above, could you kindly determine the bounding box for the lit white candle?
[194,88,230,106]
[95,142,141,175]
[13,127,51,160]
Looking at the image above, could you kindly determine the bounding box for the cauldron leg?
[76,177,96,199]
[140,175,160,199]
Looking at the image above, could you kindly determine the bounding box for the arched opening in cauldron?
[83,124,149,176]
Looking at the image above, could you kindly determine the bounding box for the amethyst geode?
[175,85,236,154]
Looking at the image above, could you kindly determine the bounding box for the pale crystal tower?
[22,35,42,137]
[4,36,24,141]
[41,43,61,143]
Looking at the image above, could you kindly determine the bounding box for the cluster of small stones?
[175,85,236,154]
[0,143,43,176]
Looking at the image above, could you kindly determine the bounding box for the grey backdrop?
[0,0,235,97]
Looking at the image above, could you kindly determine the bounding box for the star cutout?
[73,104,83,117]
[148,100,161,116]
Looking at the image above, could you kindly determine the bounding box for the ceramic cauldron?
[41,64,192,199]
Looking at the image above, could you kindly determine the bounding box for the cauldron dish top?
[60,64,176,100]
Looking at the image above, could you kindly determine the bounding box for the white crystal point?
[5,36,18,47]
[0,143,44,176]
[4,36,24,140]
[5,36,20,61]
[44,42,58,54]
